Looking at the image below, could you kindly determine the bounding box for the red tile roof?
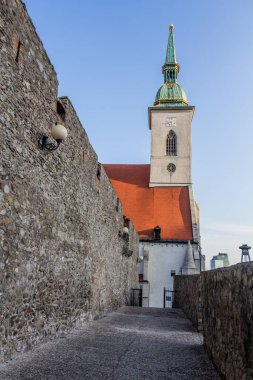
[103,164,193,240]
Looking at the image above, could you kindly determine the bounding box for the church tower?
[149,25,195,187]
[104,24,204,307]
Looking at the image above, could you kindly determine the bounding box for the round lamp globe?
[122,227,129,235]
[51,124,68,141]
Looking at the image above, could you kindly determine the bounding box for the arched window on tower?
[166,130,177,156]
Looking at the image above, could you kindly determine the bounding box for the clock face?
[163,117,176,127]
[167,163,176,173]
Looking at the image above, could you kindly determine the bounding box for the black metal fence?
[163,288,176,308]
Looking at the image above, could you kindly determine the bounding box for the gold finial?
[170,24,174,30]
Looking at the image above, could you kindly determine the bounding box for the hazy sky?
[24,0,253,268]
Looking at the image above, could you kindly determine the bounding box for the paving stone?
[0,307,220,380]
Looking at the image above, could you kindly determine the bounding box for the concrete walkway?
[0,307,220,380]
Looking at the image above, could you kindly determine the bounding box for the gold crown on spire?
[169,24,174,30]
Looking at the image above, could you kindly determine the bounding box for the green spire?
[154,24,188,107]
[165,24,177,64]
[162,24,179,84]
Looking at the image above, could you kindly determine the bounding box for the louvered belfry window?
[166,130,177,156]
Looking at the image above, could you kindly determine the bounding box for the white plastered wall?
[139,242,200,308]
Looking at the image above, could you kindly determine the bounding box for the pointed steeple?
[165,24,177,64]
[182,241,196,275]
[162,24,180,84]
[154,24,188,107]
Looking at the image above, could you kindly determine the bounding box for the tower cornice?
[148,106,195,130]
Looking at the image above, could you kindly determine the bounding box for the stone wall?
[174,263,253,380]
[173,274,202,330]
[0,0,138,361]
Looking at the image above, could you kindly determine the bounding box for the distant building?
[239,244,251,262]
[210,253,229,269]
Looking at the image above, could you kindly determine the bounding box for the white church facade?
[104,25,204,308]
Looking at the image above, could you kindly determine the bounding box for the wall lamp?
[118,226,129,238]
[39,123,68,151]
[119,216,130,237]
[123,217,130,235]
[122,226,129,235]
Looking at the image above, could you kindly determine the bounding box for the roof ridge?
[103,163,150,166]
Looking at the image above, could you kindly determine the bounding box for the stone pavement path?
[0,307,220,380]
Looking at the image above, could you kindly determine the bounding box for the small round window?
[167,163,176,173]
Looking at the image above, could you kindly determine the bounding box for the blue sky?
[24,0,253,267]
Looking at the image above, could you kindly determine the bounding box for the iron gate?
[163,288,176,308]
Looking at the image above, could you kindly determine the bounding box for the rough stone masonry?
[174,263,253,380]
[0,0,139,361]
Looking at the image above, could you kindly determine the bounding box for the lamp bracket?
[38,134,61,151]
